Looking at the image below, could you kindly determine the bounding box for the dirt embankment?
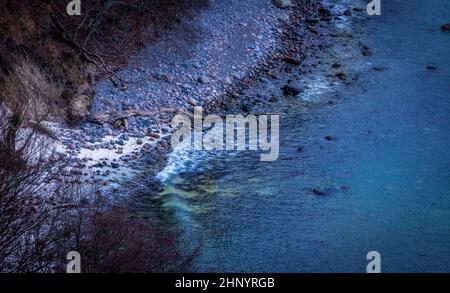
[0,0,208,123]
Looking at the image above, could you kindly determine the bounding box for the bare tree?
[0,101,197,273]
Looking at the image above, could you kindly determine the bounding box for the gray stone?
[273,0,292,9]
[69,93,92,121]
[282,83,302,96]
[198,75,210,84]
[335,72,347,80]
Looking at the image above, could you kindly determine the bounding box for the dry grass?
[1,57,64,121]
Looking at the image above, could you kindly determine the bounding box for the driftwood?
[86,108,194,127]
[86,107,279,130]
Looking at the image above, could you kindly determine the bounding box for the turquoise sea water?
[150,0,450,272]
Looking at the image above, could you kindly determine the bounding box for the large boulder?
[69,93,92,121]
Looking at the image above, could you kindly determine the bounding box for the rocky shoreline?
[52,0,371,194]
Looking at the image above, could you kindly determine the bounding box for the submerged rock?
[335,72,347,80]
[242,104,251,113]
[282,83,302,96]
[343,8,352,16]
[373,66,388,71]
[441,23,450,31]
[311,188,328,196]
[332,62,341,69]
[362,45,373,56]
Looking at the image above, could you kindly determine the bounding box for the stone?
[148,132,160,139]
[335,72,347,80]
[362,45,373,56]
[282,56,301,65]
[242,104,251,113]
[273,0,292,9]
[187,98,197,106]
[319,6,331,16]
[198,75,210,84]
[69,93,92,121]
[312,188,328,196]
[136,139,143,145]
[278,14,289,22]
[224,77,233,85]
[282,83,302,96]
[373,66,388,71]
[305,18,319,24]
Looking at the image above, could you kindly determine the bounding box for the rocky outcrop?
[69,85,94,122]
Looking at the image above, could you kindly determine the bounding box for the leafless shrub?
[0,100,68,272]
[0,102,196,273]
[61,201,197,273]
[0,56,64,121]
